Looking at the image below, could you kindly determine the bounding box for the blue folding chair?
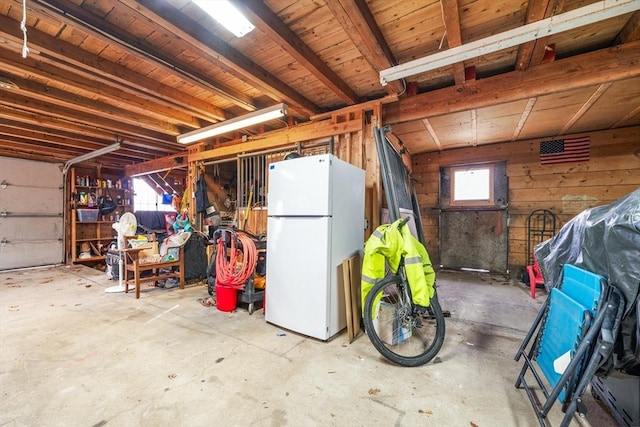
[514,264,625,426]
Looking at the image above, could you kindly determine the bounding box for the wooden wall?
[411,126,640,275]
[187,108,382,240]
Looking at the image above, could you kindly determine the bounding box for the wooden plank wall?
[411,126,640,275]
[331,110,379,239]
[189,110,380,240]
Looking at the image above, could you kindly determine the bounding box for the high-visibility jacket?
[361,218,435,309]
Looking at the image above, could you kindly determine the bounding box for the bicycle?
[363,219,446,367]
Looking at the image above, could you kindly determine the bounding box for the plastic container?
[77,209,99,222]
[216,284,238,312]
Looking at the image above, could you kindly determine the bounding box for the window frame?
[450,164,495,207]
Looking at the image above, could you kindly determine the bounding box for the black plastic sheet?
[535,188,640,374]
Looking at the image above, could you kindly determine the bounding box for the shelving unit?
[69,167,133,264]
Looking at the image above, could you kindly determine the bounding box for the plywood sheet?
[342,253,363,343]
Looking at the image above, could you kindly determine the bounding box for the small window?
[133,178,176,212]
[451,165,494,206]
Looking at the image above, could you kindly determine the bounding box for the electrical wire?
[215,231,257,289]
[21,0,29,58]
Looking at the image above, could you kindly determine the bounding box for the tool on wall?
[242,183,254,230]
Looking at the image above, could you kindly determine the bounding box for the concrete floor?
[0,265,618,427]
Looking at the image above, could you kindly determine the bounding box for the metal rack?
[525,209,557,266]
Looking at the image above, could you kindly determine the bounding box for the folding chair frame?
[514,266,625,427]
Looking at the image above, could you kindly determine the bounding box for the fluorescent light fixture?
[62,142,121,175]
[380,0,640,85]
[177,103,288,144]
[193,0,255,38]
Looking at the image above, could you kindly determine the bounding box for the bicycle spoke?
[364,276,445,367]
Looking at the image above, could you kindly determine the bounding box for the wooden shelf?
[69,167,133,266]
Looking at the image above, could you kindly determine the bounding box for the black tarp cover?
[535,187,640,375]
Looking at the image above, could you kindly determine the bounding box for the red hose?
[215,232,257,289]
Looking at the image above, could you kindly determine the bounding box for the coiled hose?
[215,231,258,289]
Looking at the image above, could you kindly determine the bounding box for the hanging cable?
[21,0,30,58]
[215,231,257,289]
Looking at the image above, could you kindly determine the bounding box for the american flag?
[539,136,590,165]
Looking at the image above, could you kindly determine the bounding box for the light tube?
[193,0,255,38]
[62,142,121,174]
[177,103,287,144]
[380,0,640,85]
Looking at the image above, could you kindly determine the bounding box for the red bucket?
[215,284,238,312]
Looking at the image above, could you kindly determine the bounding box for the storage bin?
[77,209,99,222]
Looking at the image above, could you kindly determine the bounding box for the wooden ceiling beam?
[0,138,77,155]
[0,138,134,168]
[0,13,226,123]
[559,83,612,135]
[0,125,169,161]
[130,0,322,116]
[0,68,184,135]
[440,0,466,85]
[511,98,537,141]
[422,119,443,151]
[615,10,640,43]
[0,50,201,130]
[529,1,567,68]
[0,107,175,153]
[125,154,188,177]
[33,0,253,115]
[384,41,640,124]
[0,147,69,164]
[189,118,363,162]
[0,135,145,167]
[609,104,640,128]
[0,91,177,143]
[232,0,360,105]
[515,0,556,70]
[324,0,404,95]
[0,139,79,161]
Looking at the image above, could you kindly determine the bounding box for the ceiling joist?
[380,0,640,84]
[131,0,322,116]
[385,40,640,124]
[231,1,360,105]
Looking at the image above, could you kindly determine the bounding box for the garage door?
[0,157,64,270]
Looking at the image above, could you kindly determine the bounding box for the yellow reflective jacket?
[361,218,435,309]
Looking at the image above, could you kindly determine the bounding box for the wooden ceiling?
[0,0,639,169]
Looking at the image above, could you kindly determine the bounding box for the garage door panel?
[0,158,64,270]
[2,185,63,214]
[1,217,63,240]
[0,241,63,270]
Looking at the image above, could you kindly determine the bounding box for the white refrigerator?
[265,154,365,340]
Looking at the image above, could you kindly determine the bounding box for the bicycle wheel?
[364,275,445,367]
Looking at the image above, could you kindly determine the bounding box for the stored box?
[591,374,639,426]
[77,209,99,222]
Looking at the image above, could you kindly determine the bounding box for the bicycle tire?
[364,275,445,367]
